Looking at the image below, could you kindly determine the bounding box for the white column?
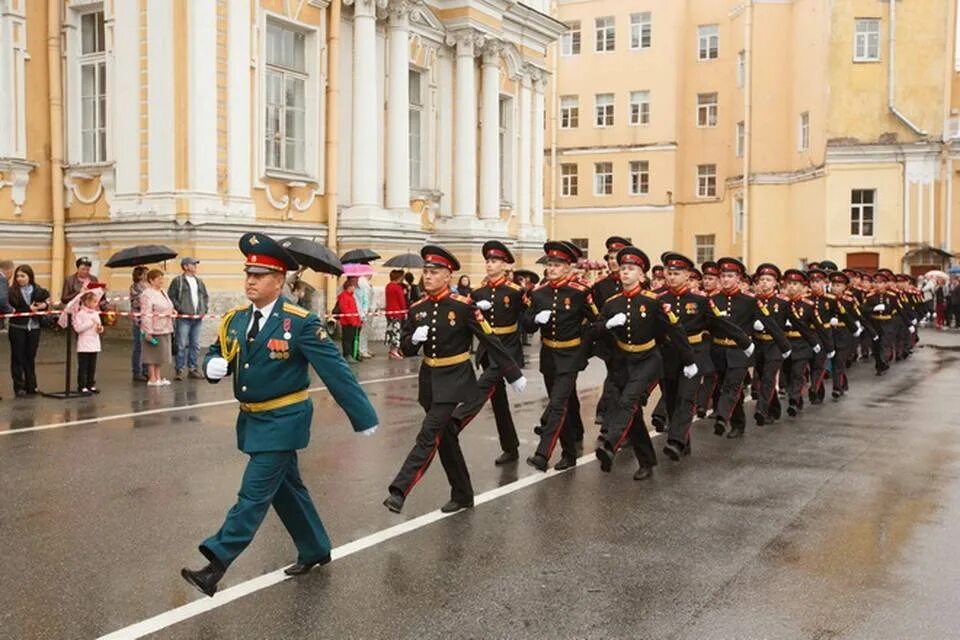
[385,1,411,212]
[112,0,139,195]
[188,0,218,195]
[479,41,502,220]
[147,0,175,193]
[346,0,380,208]
[227,0,251,202]
[447,29,484,218]
[517,71,532,227]
[532,71,546,228]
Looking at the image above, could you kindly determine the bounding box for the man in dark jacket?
[168,257,210,380]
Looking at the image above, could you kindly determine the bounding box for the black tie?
[248,310,262,342]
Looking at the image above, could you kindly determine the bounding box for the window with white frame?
[571,238,590,252]
[499,96,513,201]
[629,160,649,195]
[798,111,810,151]
[854,19,881,61]
[560,163,578,196]
[851,189,875,236]
[695,234,716,264]
[409,69,423,188]
[630,12,651,49]
[594,162,613,195]
[561,21,581,56]
[736,50,746,88]
[80,10,107,164]
[697,164,717,198]
[733,195,744,236]
[629,91,650,126]
[560,95,579,129]
[595,16,615,52]
[264,21,308,173]
[697,93,718,127]
[595,93,614,127]
[698,24,719,60]
[735,121,745,157]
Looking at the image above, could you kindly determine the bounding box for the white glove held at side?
[206,357,229,380]
[829,317,839,327]
[873,304,886,313]
[606,313,627,329]
[785,318,793,328]
[813,343,822,354]
[827,350,836,359]
[908,325,916,334]
[510,376,528,393]
[475,300,493,311]
[535,310,553,325]
[411,325,430,344]
[682,363,699,379]
[782,349,792,359]
[743,342,755,358]
[753,319,764,331]
[359,425,378,437]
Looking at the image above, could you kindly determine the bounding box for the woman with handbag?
[140,269,176,386]
[7,264,50,397]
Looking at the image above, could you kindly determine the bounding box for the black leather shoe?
[831,390,841,399]
[595,447,613,472]
[787,405,798,417]
[695,409,706,419]
[754,412,766,426]
[554,456,577,471]
[526,454,548,472]
[651,416,665,432]
[284,553,332,576]
[440,499,473,513]
[713,419,726,436]
[633,466,652,481]
[181,563,225,598]
[383,493,405,514]
[494,449,519,466]
[726,427,745,439]
[663,441,683,462]
[533,424,543,436]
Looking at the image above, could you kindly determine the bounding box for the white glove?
[205,357,229,380]
[782,349,792,359]
[829,317,839,327]
[785,318,793,328]
[510,376,528,393]
[411,325,430,344]
[682,363,699,379]
[873,334,881,342]
[535,310,553,325]
[753,319,764,331]
[873,303,886,313]
[854,326,863,338]
[908,325,916,334]
[743,342,755,358]
[605,312,627,329]
[827,350,836,359]
[911,318,918,326]
[813,343,822,354]
[475,299,493,311]
[359,425,378,437]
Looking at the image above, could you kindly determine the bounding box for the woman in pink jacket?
[140,269,176,386]
[72,291,104,394]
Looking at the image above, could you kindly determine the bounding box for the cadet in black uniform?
[751,263,793,426]
[778,269,828,417]
[451,241,527,465]
[806,269,842,404]
[384,246,525,514]
[591,237,631,429]
[827,271,866,397]
[593,247,695,479]
[865,269,904,374]
[524,241,598,472]
[696,261,722,417]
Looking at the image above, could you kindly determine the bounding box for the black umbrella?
[340,248,381,264]
[105,244,177,268]
[279,237,343,276]
[383,252,424,269]
[514,269,540,285]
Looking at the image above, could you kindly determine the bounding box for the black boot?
[726,426,745,439]
[554,455,577,471]
[494,449,519,466]
[662,440,683,462]
[383,492,405,514]
[595,446,613,472]
[633,466,652,481]
[181,561,226,598]
[440,499,474,513]
[713,418,726,436]
[284,553,332,576]
[526,453,548,472]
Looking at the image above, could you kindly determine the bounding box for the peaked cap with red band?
[754,262,782,281]
[661,252,695,271]
[240,232,300,274]
[420,244,461,271]
[542,240,580,264]
[605,236,632,254]
[829,271,850,285]
[819,260,839,272]
[807,268,828,282]
[690,268,703,281]
[717,257,747,276]
[701,261,720,277]
[616,246,651,271]
[895,273,914,284]
[842,268,861,278]
[651,265,665,277]
[481,240,515,264]
[783,269,808,284]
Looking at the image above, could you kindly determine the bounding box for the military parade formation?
[179,231,925,599]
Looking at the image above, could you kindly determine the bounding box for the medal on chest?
[563,296,571,311]
[503,295,511,308]
[639,304,647,318]
[283,318,292,340]
[448,310,457,327]
[268,338,290,360]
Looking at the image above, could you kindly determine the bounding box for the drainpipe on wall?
[741,1,753,266]
[888,0,927,137]
[325,0,341,313]
[48,0,65,294]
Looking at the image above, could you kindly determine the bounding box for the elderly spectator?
[7,265,50,397]
[384,270,407,360]
[129,266,150,382]
[167,257,209,380]
[61,256,107,308]
[140,269,175,386]
[355,274,373,358]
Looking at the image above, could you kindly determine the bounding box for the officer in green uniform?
[181,233,379,598]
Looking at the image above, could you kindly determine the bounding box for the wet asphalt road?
[1,331,959,639]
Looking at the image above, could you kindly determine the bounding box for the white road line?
[0,373,420,437]
[95,438,658,640]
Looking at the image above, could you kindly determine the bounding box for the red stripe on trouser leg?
[613,404,641,452]
[456,386,498,433]
[545,401,569,460]
[403,434,441,497]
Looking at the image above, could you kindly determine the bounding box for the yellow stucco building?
[546,0,960,274]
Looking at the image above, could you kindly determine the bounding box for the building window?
[595,93,614,127]
[595,16,615,52]
[735,121,745,157]
[629,91,650,126]
[570,238,590,252]
[798,111,810,151]
[854,19,881,62]
[851,189,876,236]
[80,10,107,164]
[560,163,578,196]
[560,95,579,129]
[733,195,744,236]
[561,21,581,56]
[736,50,746,88]
[499,96,513,201]
[697,93,718,128]
[698,24,719,60]
[697,164,717,198]
[594,162,613,195]
[264,21,307,173]
[630,12,651,49]
[629,160,649,195]
[695,234,716,264]
[408,69,423,188]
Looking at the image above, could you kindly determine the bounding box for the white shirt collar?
[252,297,279,319]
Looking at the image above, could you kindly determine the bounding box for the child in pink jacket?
[73,291,104,394]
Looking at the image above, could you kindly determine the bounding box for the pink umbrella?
[343,262,375,277]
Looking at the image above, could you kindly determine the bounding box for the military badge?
[416,311,427,321]
[684,302,698,315]
[503,295,510,307]
[448,310,457,326]
[563,296,571,310]
[640,304,647,318]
